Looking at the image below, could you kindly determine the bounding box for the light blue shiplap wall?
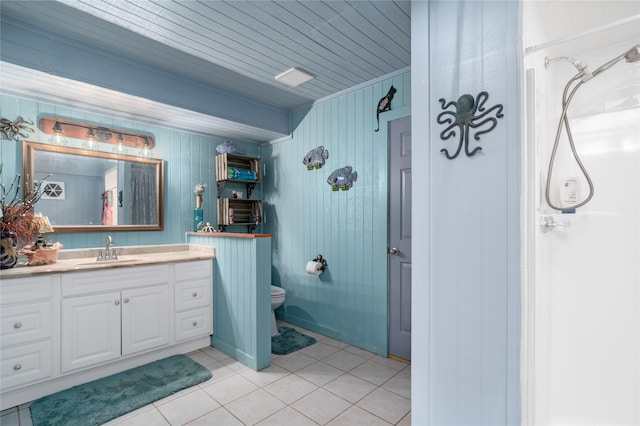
[262,71,411,355]
[412,1,521,424]
[0,93,261,248]
[188,234,272,371]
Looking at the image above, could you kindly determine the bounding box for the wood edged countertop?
[186,232,272,238]
[0,244,215,278]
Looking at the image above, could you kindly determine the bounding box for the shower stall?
[522,3,640,425]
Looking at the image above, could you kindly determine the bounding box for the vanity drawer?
[174,279,211,311]
[62,264,170,296]
[1,341,53,390]
[1,302,53,346]
[175,260,212,282]
[175,308,211,342]
[1,276,55,305]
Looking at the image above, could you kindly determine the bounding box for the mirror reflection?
[24,142,164,232]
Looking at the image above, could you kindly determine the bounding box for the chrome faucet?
[97,235,118,261]
[105,236,112,254]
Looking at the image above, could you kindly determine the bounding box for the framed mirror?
[23,142,164,233]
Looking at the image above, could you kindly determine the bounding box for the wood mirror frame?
[23,141,164,233]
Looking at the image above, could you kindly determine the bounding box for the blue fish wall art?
[303,146,329,170]
[327,166,358,191]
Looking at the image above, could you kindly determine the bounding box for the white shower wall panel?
[531,39,640,425]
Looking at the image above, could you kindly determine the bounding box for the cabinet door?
[122,285,170,356]
[61,292,121,373]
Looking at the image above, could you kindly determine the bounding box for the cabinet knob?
[14,322,22,329]
[114,300,120,306]
[14,364,22,371]
[192,292,198,297]
[192,321,198,327]
[123,298,130,303]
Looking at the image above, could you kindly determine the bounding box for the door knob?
[388,247,400,256]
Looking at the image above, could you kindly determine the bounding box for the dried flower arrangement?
[1,164,49,268]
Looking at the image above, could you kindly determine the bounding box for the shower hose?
[544,74,595,212]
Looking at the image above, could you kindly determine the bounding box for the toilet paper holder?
[312,254,328,271]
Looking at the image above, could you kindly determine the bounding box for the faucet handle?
[111,248,118,260]
[96,249,104,260]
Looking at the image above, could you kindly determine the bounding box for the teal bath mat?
[29,354,212,426]
[272,326,317,355]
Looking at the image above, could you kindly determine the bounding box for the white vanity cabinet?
[174,260,212,342]
[0,275,58,391]
[61,265,171,373]
[0,253,214,411]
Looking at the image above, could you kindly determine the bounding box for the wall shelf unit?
[215,153,261,198]
[215,153,263,233]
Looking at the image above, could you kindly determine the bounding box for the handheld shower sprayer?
[623,44,640,62]
[591,44,640,77]
[543,44,639,212]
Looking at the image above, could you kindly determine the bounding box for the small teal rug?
[29,354,212,426]
[272,326,317,355]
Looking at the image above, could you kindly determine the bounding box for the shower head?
[592,44,640,77]
[545,56,588,71]
[624,45,640,63]
[545,56,593,81]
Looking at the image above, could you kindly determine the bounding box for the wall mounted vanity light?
[49,121,69,146]
[83,128,98,151]
[39,117,155,157]
[139,138,153,158]
[113,132,128,155]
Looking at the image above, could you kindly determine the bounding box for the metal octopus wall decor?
[436,92,504,159]
[1,116,34,141]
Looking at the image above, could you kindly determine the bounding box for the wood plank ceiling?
[0,0,410,142]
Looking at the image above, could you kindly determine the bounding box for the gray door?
[388,116,411,361]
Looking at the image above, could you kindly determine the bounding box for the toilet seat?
[270,285,286,336]
[271,285,285,303]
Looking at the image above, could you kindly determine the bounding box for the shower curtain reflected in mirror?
[129,163,157,225]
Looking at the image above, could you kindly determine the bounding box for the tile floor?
[1,323,411,425]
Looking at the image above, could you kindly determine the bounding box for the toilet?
[270,285,286,336]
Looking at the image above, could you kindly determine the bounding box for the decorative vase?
[193,184,206,232]
[0,232,18,269]
[194,207,204,232]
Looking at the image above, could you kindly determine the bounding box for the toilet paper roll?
[306,261,323,276]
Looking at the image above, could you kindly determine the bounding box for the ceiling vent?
[274,67,314,87]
